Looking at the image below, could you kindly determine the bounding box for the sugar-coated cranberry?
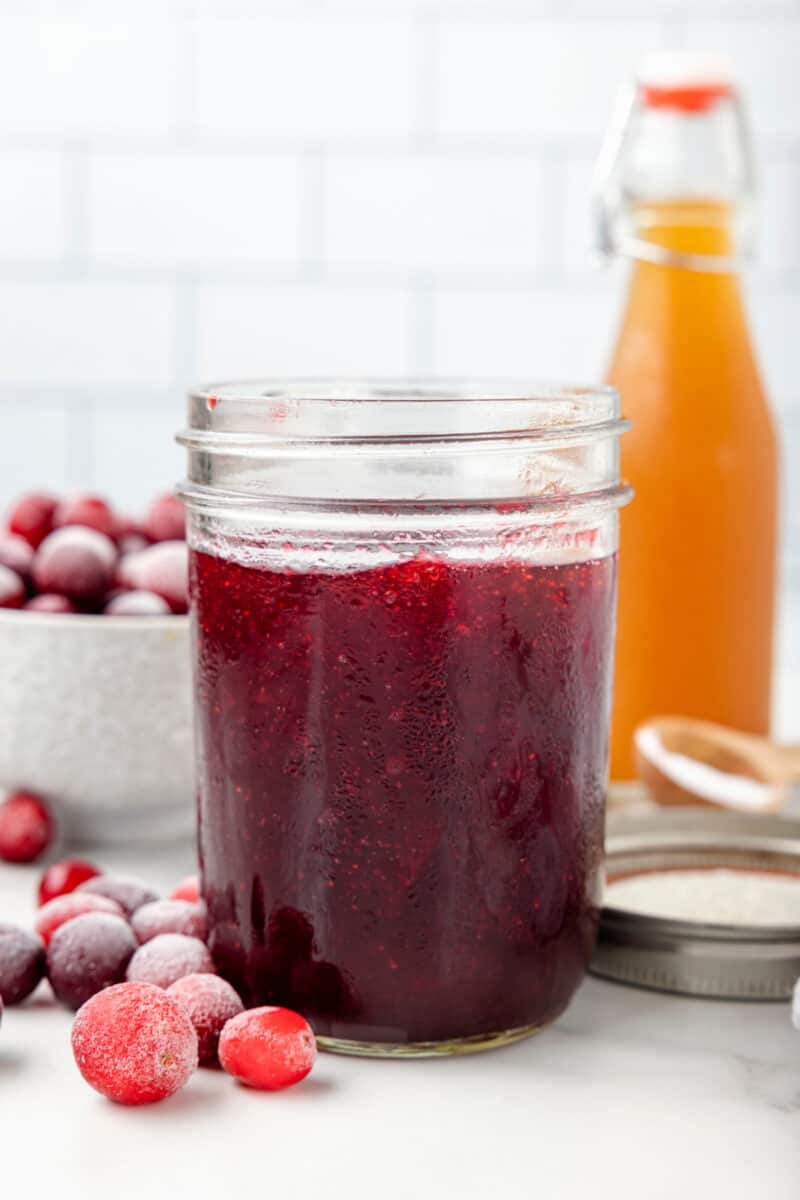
[7,492,57,549]
[219,1006,317,1091]
[129,541,188,614]
[25,593,77,613]
[170,875,200,903]
[38,858,101,906]
[118,532,149,556]
[132,900,207,945]
[166,973,244,1065]
[0,533,34,581]
[104,589,171,616]
[47,912,137,1011]
[54,494,116,539]
[71,981,198,1105]
[77,875,157,917]
[33,527,116,604]
[0,564,25,609]
[143,493,185,543]
[0,922,45,1004]
[35,892,125,947]
[126,933,215,990]
[0,791,54,863]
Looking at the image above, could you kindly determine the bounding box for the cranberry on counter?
[219,1007,317,1091]
[47,912,137,1011]
[71,982,198,1105]
[126,933,215,990]
[77,876,157,918]
[167,973,244,1066]
[0,922,45,1005]
[36,892,125,947]
[38,858,101,907]
[131,900,207,945]
[0,791,54,863]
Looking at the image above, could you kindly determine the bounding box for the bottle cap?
[637,52,733,113]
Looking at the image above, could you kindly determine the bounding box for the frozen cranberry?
[118,532,149,556]
[38,858,101,906]
[129,541,188,614]
[0,922,45,1004]
[33,527,116,604]
[0,791,54,863]
[54,494,116,539]
[104,589,171,616]
[143,493,185,543]
[71,981,198,1105]
[47,912,137,1011]
[7,492,57,549]
[25,593,76,613]
[35,892,124,947]
[77,875,157,917]
[0,564,25,609]
[126,933,215,990]
[219,1006,316,1091]
[170,875,200,903]
[132,900,207,945]
[0,533,34,581]
[166,973,244,1065]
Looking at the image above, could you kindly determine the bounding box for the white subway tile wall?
[0,0,797,594]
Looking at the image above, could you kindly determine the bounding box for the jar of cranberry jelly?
[179,380,630,1057]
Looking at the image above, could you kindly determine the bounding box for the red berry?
[38,858,101,906]
[143,493,185,543]
[54,494,116,539]
[47,912,137,1011]
[0,922,45,1005]
[0,564,25,609]
[0,533,34,581]
[36,892,125,947]
[7,492,57,549]
[166,973,244,1065]
[218,1007,317,1091]
[132,900,207,945]
[25,593,77,613]
[127,541,188,614]
[71,981,198,1105]
[77,875,157,917]
[104,589,170,616]
[170,875,200,903]
[33,527,116,604]
[126,933,215,990]
[118,532,149,556]
[0,791,54,863]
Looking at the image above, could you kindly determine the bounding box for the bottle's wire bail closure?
[592,80,755,275]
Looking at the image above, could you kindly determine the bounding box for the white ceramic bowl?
[0,610,194,844]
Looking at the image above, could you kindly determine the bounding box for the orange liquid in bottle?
[608,200,778,779]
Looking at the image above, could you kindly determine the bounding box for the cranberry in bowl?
[0,492,193,843]
[179,380,630,1056]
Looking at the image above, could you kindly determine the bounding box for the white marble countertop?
[2,836,799,1200]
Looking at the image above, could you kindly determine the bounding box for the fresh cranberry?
[166,973,244,1065]
[25,593,77,614]
[47,912,137,1011]
[33,527,116,604]
[219,1006,316,1091]
[77,876,157,917]
[0,533,34,582]
[71,981,198,1105]
[143,493,185,543]
[132,900,207,945]
[38,858,101,906]
[126,933,215,990]
[104,590,171,616]
[54,494,116,539]
[7,492,57,549]
[0,922,45,1004]
[0,791,54,863]
[128,541,188,614]
[170,875,200,903]
[35,892,125,947]
[0,565,25,609]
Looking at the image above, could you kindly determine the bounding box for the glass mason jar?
[179,380,630,1057]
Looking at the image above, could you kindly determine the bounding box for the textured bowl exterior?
[0,611,194,843]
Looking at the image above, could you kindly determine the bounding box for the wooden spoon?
[633,716,800,813]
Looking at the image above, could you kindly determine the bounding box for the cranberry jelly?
[193,547,616,1049]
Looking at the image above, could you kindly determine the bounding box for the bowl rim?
[0,608,189,631]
